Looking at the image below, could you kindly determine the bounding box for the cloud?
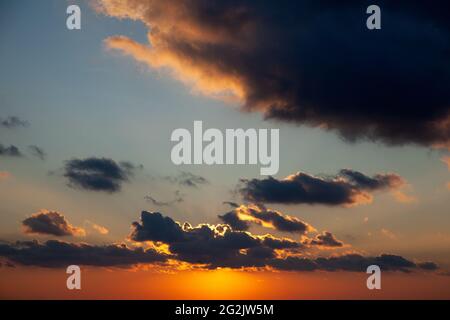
[1,210,438,272]
[418,262,439,270]
[0,116,28,129]
[28,145,46,160]
[85,220,109,235]
[270,254,418,272]
[303,231,344,248]
[63,157,138,193]
[164,171,208,188]
[128,211,435,272]
[239,169,406,206]
[22,210,86,237]
[0,144,22,157]
[0,240,167,268]
[97,0,450,147]
[130,211,303,268]
[145,190,184,207]
[219,204,313,233]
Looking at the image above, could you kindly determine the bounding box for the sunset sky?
[1,0,450,299]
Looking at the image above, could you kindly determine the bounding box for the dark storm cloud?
[64,157,138,193]
[0,116,28,129]
[22,210,85,237]
[100,0,450,147]
[240,169,404,206]
[0,240,167,268]
[304,231,344,248]
[165,171,209,188]
[28,145,46,160]
[219,204,311,233]
[128,211,435,272]
[0,144,22,157]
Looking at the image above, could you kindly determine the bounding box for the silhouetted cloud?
[128,211,435,272]
[165,171,208,188]
[0,240,167,268]
[303,231,344,248]
[0,116,28,129]
[130,211,302,268]
[0,144,22,157]
[28,145,46,160]
[240,169,405,206]
[98,0,450,147]
[63,157,138,193]
[417,262,439,270]
[219,204,312,233]
[270,254,418,272]
[22,210,85,237]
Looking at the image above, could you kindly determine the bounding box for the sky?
[0,0,449,299]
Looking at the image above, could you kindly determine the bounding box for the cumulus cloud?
[96,0,450,146]
[28,145,46,160]
[130,211,303,268]
[239,169,406,206]
[0,240,167,268]
[164,171,208,188]
[0,116,28,129]
[22,210,85,237]
[64,157,139,193]
[0,144,22,157]
[219,204,313,233]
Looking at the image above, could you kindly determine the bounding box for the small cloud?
[0,144,22,157]
[63,157,139,193]
[303,231,344,248]
[28,145,46,160]
[85,220,109,235]
[165,171,208,188]
[22,210,85,237]
[381,228,397,240]
[145,190,184,207]
[391,190,417,204]
[0,116,28,129]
